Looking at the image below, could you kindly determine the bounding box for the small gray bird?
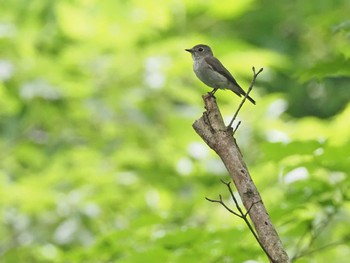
[185,44,255,104]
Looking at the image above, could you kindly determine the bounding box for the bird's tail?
[229,83,256,105]
[244,93,256,105]
[238,90,256,105]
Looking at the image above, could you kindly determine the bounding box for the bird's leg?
[208,88,218,97]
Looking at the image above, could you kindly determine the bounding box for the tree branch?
[206,180,275,262]
[192,72,290,262]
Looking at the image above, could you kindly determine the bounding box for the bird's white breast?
[193,58,228,89]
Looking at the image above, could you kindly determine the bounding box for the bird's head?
[185,44,213,60]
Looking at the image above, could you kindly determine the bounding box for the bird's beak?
[185,48,193,53]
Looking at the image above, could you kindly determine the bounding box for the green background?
[1,0,350,262]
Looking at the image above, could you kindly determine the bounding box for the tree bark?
[193,94,290,263]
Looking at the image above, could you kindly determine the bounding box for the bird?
[185,44,255,105]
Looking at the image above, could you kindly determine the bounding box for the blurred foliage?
[0,0,349,262]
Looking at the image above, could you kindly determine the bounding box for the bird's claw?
[208,91,216,99]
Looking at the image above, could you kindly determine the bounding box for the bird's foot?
[207,91,216,99]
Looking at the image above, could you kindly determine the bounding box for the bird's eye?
[198,47,204,52]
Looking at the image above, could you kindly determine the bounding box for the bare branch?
[193,87,289,262]
[205,195,243,218]
[207,180,276,262]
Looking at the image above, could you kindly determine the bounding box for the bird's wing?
[204,56,241,88]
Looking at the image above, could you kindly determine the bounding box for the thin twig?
[206,180,275,263]
[205,195,242,218]
[232,121,241,136]
[221,179,245,216]
[245,200,261,217]
[227,67,263,128]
